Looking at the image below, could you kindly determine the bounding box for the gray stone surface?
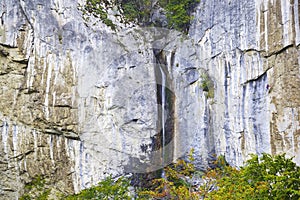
[0,0,299,199]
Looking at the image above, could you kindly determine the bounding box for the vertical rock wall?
[184,0,300,166]
[0,0,83,198]
[0,0,299,199]
[0,0,160,198]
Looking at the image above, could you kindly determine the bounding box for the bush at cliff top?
[81,0,200,32]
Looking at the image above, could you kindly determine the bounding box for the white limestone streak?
[33,130,38,160]
[52,91,56,107]
[44,54,53,119]
[264,0,268,50]
[12,124,18,158]
[294,0,300,45]
[68,138,88,191]
[18,0,34,58]
[79,141,85,189]
[56,135,61,159]
[280,0,290,46]
[26,56,36,90]
[49,135,54,165]
[2,121,8,156]
[255,0,262,48]
[66,139,80,193]
[291,108,295,156]
[24,157,27,172]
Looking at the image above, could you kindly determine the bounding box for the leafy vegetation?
[80,0,200,32]
[21,153,300,199]
[64,175,132,200]
[201,153,300,200]
[20,176,51,200]
[200,72,214,99]
[139,153,300,199]
[80,0,116,30]
[138,149,201,199]
[118,0,152,24]
[164,0,200,32]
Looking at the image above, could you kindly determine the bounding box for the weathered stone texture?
[0,117,77,199]
[0,0,299,199]
[187,0,300,166]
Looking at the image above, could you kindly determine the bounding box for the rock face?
[0,0,299,199]
[187,0,300,167]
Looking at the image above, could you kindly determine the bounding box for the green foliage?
[64,175,132,200]
[80,0,200,32]
[19,194,31,200]
[139,153,299,200]
[165,0,200,32]
[19,153,300,200]
[37,189,51,200]
[20,176,50,200]
[119,0,151,24]
[243,153,300,199]
[81,0,116,30]
[202,154,300,200]
[200,72,214,99]
[24,175,45,190]
[121,1,140,21]
[139,149,202,199]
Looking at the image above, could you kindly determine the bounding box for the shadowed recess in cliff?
[152,49,175,170]
[123,49,176,185]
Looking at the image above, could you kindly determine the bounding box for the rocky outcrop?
[187,0,300,166]
[0,0,299,199]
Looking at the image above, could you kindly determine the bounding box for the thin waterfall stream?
[153,49,174,180]
[159,64,166,179]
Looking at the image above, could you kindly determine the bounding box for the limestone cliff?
[0,0,299,199]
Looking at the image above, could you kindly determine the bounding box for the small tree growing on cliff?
[164,0,200,32]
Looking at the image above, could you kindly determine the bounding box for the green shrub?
[165,0,200,32]
[119,0,151,24]
[139,153,300,200]
[81,0,116,30]
[20,176,50,200]
[20,153,300,200]
[202,154,300,200]
[80,0,200,32]
[64,175,132,200]
[138,149,202,199]
[200,72,214,99]
[24,175,45,191]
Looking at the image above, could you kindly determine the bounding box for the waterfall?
[153,49,174,179]
[159,65,166,179]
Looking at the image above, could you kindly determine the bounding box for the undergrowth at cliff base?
[20,175,51,200]
[23,152,300,199]
[64,175,132,200]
